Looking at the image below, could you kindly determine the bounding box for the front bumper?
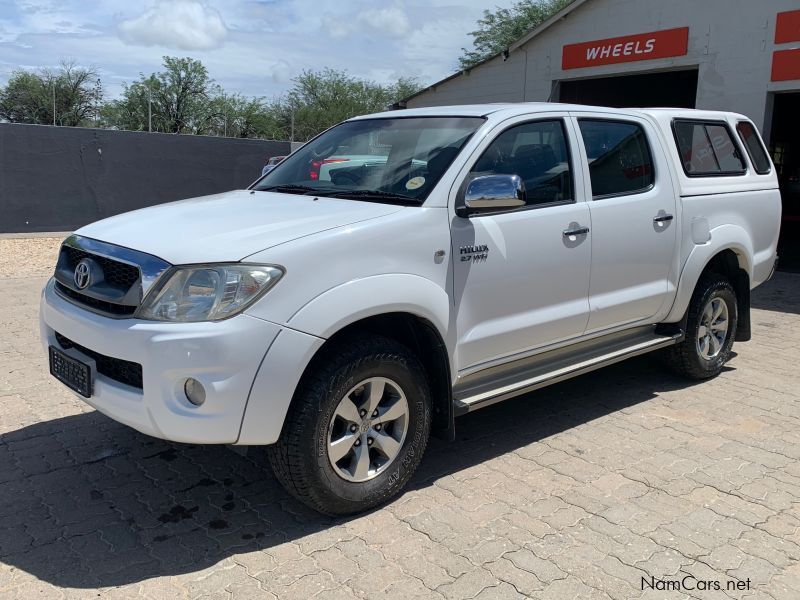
[40,278,292,444]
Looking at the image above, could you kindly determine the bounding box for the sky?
[0,0,494,99]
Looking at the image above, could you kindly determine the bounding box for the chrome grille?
[53,235,171,318]
[60,246,139,289]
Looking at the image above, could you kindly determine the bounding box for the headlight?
[137,264,284,322]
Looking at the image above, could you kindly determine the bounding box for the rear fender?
[665,224,753,324]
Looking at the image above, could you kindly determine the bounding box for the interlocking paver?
[2,245,800,599]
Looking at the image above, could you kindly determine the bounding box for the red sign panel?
[776,9,800,44]
[562,27,689,70]
[772,48,800,82]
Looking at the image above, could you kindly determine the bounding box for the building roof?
[399,0,591,105]
[509,0,591,51]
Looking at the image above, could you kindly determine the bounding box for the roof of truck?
[351,103,750,122]
[350,103,583,119]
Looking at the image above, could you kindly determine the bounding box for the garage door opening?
[769,92,800,272]
[559,69,698,108]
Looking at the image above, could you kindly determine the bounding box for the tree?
[0,60,102,126]
[103,57,219,134]
[99,78,155,132]
[207,94,274,139]
[102,60,420,140]
[278,69,421,141]
[459,0,572,69]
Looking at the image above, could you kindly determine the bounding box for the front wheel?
[267,334,431,516]
[665,274,737,379]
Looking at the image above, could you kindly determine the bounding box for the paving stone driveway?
[1,272,799,600]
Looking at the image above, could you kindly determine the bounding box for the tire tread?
[664,273,737,380]
[266,334,430,515]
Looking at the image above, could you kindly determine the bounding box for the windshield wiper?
[259,185,419,204]
[258,184,321,195]
[326,189,420,205]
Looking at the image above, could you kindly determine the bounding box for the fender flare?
[288,274,456,440]
[664,224,753,323]
[238,276,453,446]
[288,273,452,346]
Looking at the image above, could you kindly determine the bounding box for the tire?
[665,274,737,380]
[267,334,432,516]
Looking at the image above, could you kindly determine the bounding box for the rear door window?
[578,119,655,198]
[673,120,746,176]
[736,121,772,175]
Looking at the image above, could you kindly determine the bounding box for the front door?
[572,115,678,333]
[451,116,592,373]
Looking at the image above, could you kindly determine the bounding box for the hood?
[77,190,404,265]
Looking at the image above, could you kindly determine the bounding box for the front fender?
[664,224,753,323]
[236,274,453,445]
[287,273,452,345]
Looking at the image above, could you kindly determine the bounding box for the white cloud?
[118,0,228,50]
[0,0,492,99]
[271,59,292,84]
[325,16,351,40]
[324,3,410,40]
[359,6,410,38]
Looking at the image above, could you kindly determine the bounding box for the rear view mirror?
[457,174,526,217]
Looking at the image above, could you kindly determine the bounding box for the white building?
[404,0,800,266]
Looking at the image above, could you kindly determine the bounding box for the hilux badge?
[73,259,92,290]
[460,244,489,263]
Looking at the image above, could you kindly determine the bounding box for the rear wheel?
[665,274,737,379]
[267,334,431,516]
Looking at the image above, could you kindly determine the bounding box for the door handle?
[653,214,674,223]
[563,226,589,236]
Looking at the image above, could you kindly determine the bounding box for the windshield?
[252,116,485,204]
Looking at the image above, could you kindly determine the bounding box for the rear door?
[571,113,678,333]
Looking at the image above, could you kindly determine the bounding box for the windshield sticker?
[406,176,425,190]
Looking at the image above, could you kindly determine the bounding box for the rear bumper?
[40,278,291,444]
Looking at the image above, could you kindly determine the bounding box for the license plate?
[49,345,93,398]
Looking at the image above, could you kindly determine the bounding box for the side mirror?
[456,174,526,217]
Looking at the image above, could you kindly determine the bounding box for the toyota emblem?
[73,259,92,290]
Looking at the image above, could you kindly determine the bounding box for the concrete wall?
[0,124,290,233]
[408,0,800,139]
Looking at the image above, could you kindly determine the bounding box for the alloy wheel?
[326,377,409,482]
[696,297,729,359]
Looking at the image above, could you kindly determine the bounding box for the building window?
[736,121,772,175]
[672,120,747,176]
[578,119,655,198]
[469,119,574,206]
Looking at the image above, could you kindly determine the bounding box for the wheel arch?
[286,275,455,440]
[665,233,753,341]
[304,312,455,440]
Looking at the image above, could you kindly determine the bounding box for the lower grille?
[55,332,143,390]
[55,283,137,317]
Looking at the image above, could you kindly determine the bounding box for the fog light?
[184,378,206,406]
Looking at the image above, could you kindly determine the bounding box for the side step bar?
[453,329,682,415]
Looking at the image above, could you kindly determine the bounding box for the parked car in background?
[42,103,780,516]
[262,155,286,176]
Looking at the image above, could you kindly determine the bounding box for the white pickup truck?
[41,103,781,515]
